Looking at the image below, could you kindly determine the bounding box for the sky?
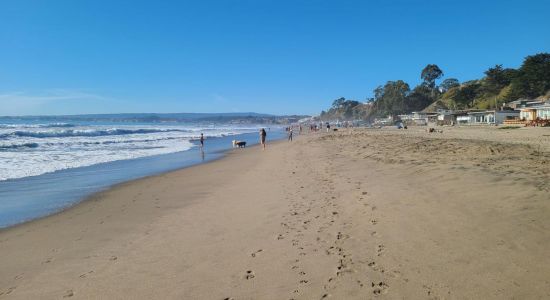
[0,0,549,116]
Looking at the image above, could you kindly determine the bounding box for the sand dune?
[1,127,549,299]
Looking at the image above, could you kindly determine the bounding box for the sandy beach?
[1,126,549,299]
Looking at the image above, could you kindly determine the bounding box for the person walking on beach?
[199,133,204,149]
[260,128,267,150]
[288,127,293,142]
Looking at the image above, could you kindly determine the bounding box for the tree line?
[319,52,550,121]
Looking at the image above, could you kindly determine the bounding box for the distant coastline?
[0,112,310,125]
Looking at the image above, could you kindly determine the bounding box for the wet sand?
[1,127,549,299]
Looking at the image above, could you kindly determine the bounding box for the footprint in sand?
[336,232,348,240]
[42,257,53,264]
[2,286,17,296]
[79,271,94,278]
[372,281,389,295]
[251,249,263,257]
[377,245,385,256]
[244,270,255,280]
[63,289,74,298]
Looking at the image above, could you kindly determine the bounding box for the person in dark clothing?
[260,128,267,150]
[288,128,293,141]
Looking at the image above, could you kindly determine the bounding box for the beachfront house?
[507,99,546,109]
[396,112,431,126]
[467,111,489,124]
[466,110,520,125]
[373,115,394,126]
[535,104,550,120]
[397,113,413,123]
[492,110,520,124]
[519,108,537,121]
[433,110,471,125]
[456,114,471,125]
[436,110,456,125]
[412,112,432,125]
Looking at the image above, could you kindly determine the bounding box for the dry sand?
[1,126,549,299]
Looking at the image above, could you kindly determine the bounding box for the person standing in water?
[260,128,267,150]
[199,133,204,149]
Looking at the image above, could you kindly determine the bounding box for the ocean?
[0,117,284,228]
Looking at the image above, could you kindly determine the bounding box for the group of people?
[198,128,268,151]
[198,122,339,153]
[308,122,332,133]
[285,125,301,142]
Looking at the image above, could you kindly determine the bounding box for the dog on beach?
[232,140,247,148]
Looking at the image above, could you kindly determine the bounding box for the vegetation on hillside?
[319,53,550,121]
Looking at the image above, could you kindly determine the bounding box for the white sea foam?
[0,123,261,181]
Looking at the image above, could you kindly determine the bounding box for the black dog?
[232,140,247,148]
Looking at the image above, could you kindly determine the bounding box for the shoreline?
[0,137,285,298]
[5,138,283,233]
[0,130,285,229]
[1,127,549,299]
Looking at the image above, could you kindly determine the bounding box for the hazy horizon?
[0,111,304,119]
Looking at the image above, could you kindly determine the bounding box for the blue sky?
[1,0,549,116]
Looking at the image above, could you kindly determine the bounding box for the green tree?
[455,80,481,107]
[509,53,550,99]
[484,64,517,94]
[440,78,460,92]
[421,64,444,90]
[342,100,361,119]
[377,80,410,116]
[331,97,346,109]
[406,85,433,111]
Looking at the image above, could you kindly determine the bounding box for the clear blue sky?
[1,0,549,116]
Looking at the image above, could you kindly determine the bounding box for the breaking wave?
[0,142,40,150]
[0,128,189,139]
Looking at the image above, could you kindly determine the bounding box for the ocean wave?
[0,142,40,150]
[40,123,76,128]
[0,128,190,139]
[0,123,76,129]
[0,139,195,181]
